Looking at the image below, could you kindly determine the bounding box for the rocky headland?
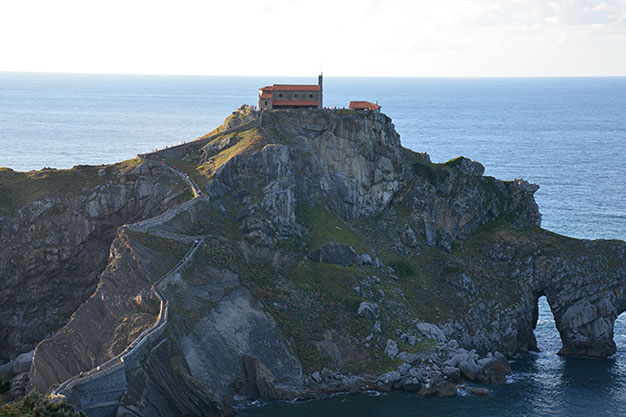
[1,107,625,416]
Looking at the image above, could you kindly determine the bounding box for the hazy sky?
[1,0,625,77]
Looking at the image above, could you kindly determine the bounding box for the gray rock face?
[400,224,419,248]
[264,111,403,221]
[176,287,302,402]
[384,339,399,358]
[359,253,373,265]
[357,302,380,320]
[416,323,446,342]
[308,243,360,266]
[0,162,187,361]
[443,244,626,360]
[442,366,461,382]
[458,358,480,380]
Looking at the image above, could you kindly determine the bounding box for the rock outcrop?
[0,162,188,362]
[2,107,624,416]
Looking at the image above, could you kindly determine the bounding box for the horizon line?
[2,70,626,79]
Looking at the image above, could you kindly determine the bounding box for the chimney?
[318,73,323,109]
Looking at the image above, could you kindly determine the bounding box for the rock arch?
[532,251,626,358]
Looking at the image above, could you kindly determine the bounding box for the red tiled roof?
[349,101,381,111]
[272,100,319,107]
[260,91,273,99]
[260,86,273,91]
[272,84,321,92]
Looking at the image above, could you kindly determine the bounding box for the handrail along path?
[51,159,206,399]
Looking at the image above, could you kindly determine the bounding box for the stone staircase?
[51,236,205,416]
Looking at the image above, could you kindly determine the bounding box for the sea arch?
[530,252,626,359]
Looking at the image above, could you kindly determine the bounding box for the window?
[309,94,313,98]
[279,93,283,98]
[265,101,268,105]
[295,94,299,98]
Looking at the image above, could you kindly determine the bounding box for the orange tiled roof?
[272,84,321,92]
[260,91,273,99]
[349,101,381,111]
[272,100,319,107]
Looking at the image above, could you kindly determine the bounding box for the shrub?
[388,259,417,278]
[412,162,449,184]
[0,379,9,394]
[0,390,86,417]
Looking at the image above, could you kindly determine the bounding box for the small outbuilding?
[349,101,381,112]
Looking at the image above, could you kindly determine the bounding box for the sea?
[1,72,625,416]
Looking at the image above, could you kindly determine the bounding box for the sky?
[0,0,625,77]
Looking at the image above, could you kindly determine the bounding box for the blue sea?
[1,73,625,416]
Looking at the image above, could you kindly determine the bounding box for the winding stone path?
[50,159,208,414]
[52,237,204,403]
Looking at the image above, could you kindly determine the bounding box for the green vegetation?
[412,160,450,184]
[164,127,264,189]
[335,109,358,116]
[200,128,263,176]
[0,165,106,215]
[125,230,191,282]
[181,238,240,282]
[444,156,465,168]
[295,205,366,252]
[388,259,417,278]
[114,158,142,175]
[0,391,86,417]
[177,188,195,203]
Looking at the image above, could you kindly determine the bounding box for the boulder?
[311,371,322,384]
[359,254,373,265]
[397,362,411,376]
[458,358,480,381]
[377,370,401,391]
[378,370,401,384]
[436,379,458,397]
[416,322,446,342]
[397,352,420,364]
[372,321,382,334]
[417,377,457,398]
[469,386,491,396]
[400,225,419,248]
[442,366,461,382]
[384,339,399,358]
[357,302,379,320]
[308,243,360,266]
[401,377,421,391]
[477,353,511,384]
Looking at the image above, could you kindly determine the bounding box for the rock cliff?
[0,162,189,363]
[2,107,625,416]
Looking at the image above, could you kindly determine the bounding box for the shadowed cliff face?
[9,108,626,416]
[29,229,185,392]
[0,162,189,361]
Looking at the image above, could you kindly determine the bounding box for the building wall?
[258,91,272,110]
[258,87,323,110]
[272,90,320,103]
